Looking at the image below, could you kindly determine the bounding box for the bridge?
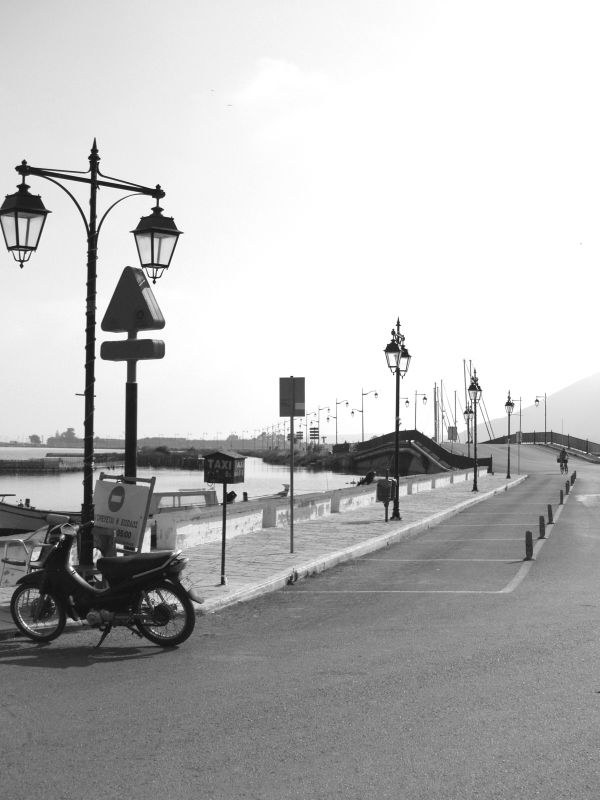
[349,428,600,477]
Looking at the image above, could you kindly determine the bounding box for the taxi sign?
[204,450,246,484]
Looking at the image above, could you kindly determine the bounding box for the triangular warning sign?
[101,266,165,333]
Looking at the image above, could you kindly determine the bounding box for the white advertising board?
[93,479,153,550]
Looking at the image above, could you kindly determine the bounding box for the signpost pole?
[290,377,295,554]
[125,333,138,479]
[221,481,227,585]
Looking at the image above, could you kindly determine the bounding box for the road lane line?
[361,558,512,562]
[416,537,522,541]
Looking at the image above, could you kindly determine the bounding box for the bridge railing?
[486,431,600,454]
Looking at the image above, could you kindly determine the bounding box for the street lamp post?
[468,371,482,492]
[0,142,181,567]
[316,406,329,446]
[384,318,411,520]
[351,389,378,442]
[535,393,547,444]
[505,391,514,479]
[328,399,348,445]
[412,391,428,430]
[361,388,378,441]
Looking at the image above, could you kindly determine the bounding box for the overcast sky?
[0,0,598,444]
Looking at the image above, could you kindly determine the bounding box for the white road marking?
[300,494,570,595]
[361,558,512,563]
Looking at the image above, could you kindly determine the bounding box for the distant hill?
[478,371,600,444]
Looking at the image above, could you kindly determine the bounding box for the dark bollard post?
[560,489,564,505]
[539,516,546,539]
[547,504,554,524]
[525,531,533,560]
[565,480,570,496]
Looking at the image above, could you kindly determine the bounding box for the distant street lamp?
[303,412,316,450]
[505,391,515,479]
[384,318,411,519]
[468,371,482,492]
[351,388,378,442]
[535,393,547,444]
[315,405,329,445]
[328,398,348,445]
[412,391,428,430]
[0,142,181,567]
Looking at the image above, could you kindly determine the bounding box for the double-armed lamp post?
[0,141,181,567]
[411,391,427,430]
[328,399,348,445]
[468,371,482,491]
[505,391,514,479]
[351,388,378,442]
[384,318,411,520]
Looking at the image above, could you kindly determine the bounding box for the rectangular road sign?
[100,339,165,361]
[279,377,305,417]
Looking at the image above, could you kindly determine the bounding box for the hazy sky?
[1,0,598,444]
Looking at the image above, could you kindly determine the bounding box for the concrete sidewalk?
[0,473,525,641]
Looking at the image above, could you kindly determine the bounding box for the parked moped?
[10,521,201,647]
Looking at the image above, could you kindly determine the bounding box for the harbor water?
[0,448,361,512]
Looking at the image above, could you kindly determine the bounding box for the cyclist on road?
[558,447,568,474]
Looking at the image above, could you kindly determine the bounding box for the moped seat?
[97,551,176,583]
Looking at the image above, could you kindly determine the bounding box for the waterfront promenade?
[0,472,524,640]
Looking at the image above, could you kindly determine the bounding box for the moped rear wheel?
[135,581,195,647]
[10,585,66,642]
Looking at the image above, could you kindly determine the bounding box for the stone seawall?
[153,466,489,551]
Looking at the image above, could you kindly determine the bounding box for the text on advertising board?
[93,479,152,549]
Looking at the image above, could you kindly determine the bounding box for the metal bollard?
[539,515,546,539]
[525,530,533,560]
[547,504,554,524]
[560,489,564,505]
[565,480,570,495]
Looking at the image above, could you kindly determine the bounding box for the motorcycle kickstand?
[94,624,113,648]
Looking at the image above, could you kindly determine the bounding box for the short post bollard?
[539,515,546,539]
[547,504,554,524]
[560,489,564,505]
[565,480,570,496]
[525,530,533,560]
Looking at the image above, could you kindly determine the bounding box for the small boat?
[0,494,80,537]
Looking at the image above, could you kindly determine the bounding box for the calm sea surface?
[0,448,361,511]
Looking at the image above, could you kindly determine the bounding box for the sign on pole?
[279,376,305,554]
[203,451,246,586]
[93,474,155,552]
[279,377,305,417]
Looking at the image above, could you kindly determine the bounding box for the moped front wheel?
[10,585,66,642]
[135,581,195,647]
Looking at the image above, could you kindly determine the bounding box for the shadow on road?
[0,636,177,668]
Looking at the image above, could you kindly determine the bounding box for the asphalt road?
[2,446,599,800]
